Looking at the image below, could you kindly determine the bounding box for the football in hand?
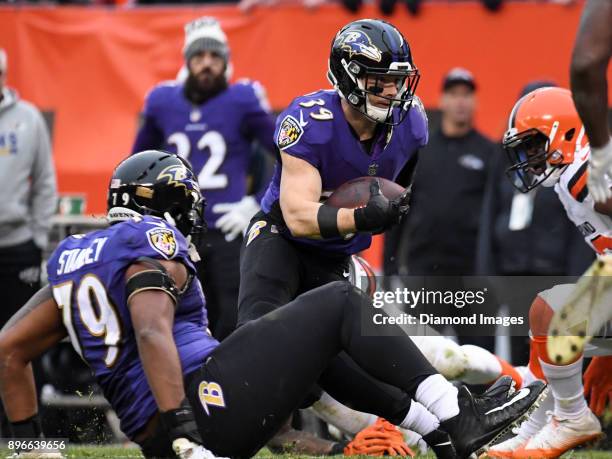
[325,177,407,209]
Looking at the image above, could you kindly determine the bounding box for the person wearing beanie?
[132,17,276,341]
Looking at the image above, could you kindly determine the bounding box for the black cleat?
[441,376,546,459]
[422,429,457,459]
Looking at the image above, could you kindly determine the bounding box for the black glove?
[354,179,410,234]
[159,398,203,445]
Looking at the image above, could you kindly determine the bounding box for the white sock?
[415,374,460,422]
[540,357,587,419]
[460,344,503,385]
[311,392,377,436]
[521,365,539,387]
[516,390,553,438]
[399,400,440,436]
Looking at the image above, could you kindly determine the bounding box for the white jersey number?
[298,98,333,121]
[53,275,121,367]
[168,131,228,190]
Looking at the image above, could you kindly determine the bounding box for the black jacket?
[475,149,594,276]
[386,128,496,275]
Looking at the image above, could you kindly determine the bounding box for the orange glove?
[344,418,415,457]
[584,355,612,416]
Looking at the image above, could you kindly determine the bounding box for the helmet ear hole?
[564,128,575,141]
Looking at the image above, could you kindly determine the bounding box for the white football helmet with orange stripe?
[503,87,587,193]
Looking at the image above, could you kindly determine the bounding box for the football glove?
[344,418,415,457]
[584,355,612,416]
[212,195,260,242]
[159,398,202,445]
[354,180,410,234]
[587,138,612,203]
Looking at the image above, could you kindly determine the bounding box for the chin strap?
[185,235,201,262]
[164,211,178,228]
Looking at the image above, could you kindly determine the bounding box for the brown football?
[325,177,406,209]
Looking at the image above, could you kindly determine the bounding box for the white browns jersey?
[555,146,612,255]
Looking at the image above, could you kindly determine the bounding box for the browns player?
[488,87,611,458]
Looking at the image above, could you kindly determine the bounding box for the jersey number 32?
[168,131,228,190]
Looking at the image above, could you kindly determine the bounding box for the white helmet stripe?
[548,120,560,144]
[575,125,585,152]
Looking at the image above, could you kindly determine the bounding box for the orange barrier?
[0,2,610,268]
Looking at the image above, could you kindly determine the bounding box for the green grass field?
[1,446,610,458]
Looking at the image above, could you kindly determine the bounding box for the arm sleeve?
[30,111,58,250]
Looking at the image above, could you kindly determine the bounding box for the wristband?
[317,205,341,238]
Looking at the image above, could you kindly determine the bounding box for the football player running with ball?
[238,18,530,456]
[238,18,424,325]
[238,17,421,453]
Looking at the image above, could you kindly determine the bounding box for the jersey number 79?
[52,276,122,368]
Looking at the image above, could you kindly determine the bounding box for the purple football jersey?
[46,216,219,439]
[261,89,428,254]
[132,80,276,227]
